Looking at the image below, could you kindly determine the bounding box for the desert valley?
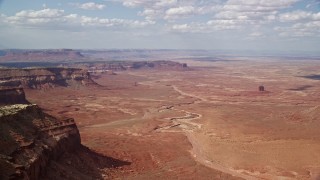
[0,49,320,179]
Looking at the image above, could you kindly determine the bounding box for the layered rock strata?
[86,60,189,73]
[0,88,29,105]
[0,68,97,89]
[0,104,81,180]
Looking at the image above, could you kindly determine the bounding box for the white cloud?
[279,10,311,21]
[275,9,320,37]
[225,0,299,7]
[73,2,106,10]
[119,0,177,8]
[249,32,263,37]
[4,9,66,26]
[122,0,153,8]
[275,21,320,37]
[171,24,190,32]
[2,0,317,39]
[169,23,203,33]
[119,0,221,20]
[110,0,304,25]
[118,0,319,39]
[3,8,154,29]
[1,0,320,51]
[138,9,163,20]
[264,15,276,21]
[165,6,195,19]
[158,0,301,34]
[306,0,320,8]
[170,20,244,33]
[207,19,243,30]
[214,0,299,24]
[154,0,177,8]
[15,9,64,18]
[242,31,266,40]
[80,16,155,27]
[279,10,320,21]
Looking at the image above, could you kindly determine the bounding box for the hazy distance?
[0,0,319,54]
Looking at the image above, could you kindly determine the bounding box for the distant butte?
[0,67,99,89]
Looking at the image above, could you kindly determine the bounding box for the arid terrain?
[15,57,320,179]
[1,0,320,178]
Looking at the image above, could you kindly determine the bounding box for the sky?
[0,0,319,53]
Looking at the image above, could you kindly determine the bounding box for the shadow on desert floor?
[46,145,131,179]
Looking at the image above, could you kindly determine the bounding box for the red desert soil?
[26,59,320,179]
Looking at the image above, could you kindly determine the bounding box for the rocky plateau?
[0,67,97,89]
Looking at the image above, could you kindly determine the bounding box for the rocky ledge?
[0,88,29,105]
[0,67,98,89]
[0,104,81,180]
[79,60,189,73]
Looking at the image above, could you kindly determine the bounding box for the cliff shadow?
[46,145,131,179]
[301,74,320,80]
[288,85,313,91]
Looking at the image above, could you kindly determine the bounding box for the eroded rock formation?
[0,88,29,105]
[86,60,189,73]
[0,104,81,180]
[0,68,97,89]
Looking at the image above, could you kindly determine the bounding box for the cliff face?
[0,68,97,89]
[0,88,29,105]
[0,104,81,180]
[87,60,189,73]
[131,61,188,70]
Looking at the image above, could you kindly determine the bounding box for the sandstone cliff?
[0,88,29,105]
[0,104,81,180]
[0,68,98,89]
[130,61,188,70]
[86,60,189,73]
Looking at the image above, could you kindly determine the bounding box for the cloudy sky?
[0,0,319,53]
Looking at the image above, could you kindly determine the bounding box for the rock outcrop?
[0,104,81,180]
[86,60,189,73]
[0,68,98,89]
[130,61,188,70]
[0,88,29,105]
